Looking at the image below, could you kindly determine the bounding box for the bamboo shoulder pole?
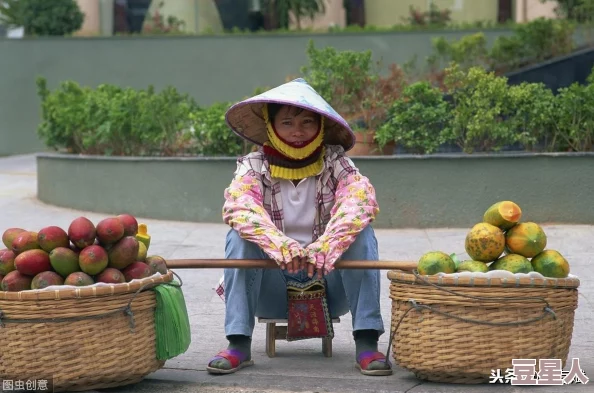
[166,258,418,271]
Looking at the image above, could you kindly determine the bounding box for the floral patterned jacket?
[221,144,379,269]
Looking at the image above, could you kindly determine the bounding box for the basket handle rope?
[0,271,183,332]
[383,270,558,366]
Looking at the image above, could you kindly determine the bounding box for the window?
[113,0,152,34]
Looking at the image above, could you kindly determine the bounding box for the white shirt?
[278,177,317,247]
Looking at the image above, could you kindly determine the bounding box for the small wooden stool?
[258,317,340,358]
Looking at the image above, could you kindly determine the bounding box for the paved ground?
[0,154,592,393]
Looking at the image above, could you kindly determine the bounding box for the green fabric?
[152,282,192,361]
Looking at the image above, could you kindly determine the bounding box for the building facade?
[1,0,561,38]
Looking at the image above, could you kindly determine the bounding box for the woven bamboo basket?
[0,270,174,392]
[387,270,580,384]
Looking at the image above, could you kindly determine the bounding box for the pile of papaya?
[417,201,570,278]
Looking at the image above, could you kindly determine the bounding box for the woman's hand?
[280,256,315,278]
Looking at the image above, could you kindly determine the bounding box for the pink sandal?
[206,349,254,375]
[355,351,393,376]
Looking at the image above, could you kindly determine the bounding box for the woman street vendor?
[208,78,392,377]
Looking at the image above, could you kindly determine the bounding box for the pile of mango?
[418,201,570,278]
[0,214,168,292]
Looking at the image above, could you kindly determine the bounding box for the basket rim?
[387,270,580,289]
[0,270,173,301]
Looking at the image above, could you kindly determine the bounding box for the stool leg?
[266,323,276,358]
[322,337,332,357]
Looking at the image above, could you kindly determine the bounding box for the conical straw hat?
[225,78,355,151]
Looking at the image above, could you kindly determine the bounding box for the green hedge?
[0,0,83,36]
[36,62,594,157]
[35,18,594,157]
[376,64,594,154]
[35,78,249,157]
[432,18,577,74]
[196,19,514,36]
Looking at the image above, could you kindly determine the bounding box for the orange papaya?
[489,254,533,273]
[483,201,522,231]
[456,260,489,273]
[464,223,505,262]
[531,250,569,278]
[505,222,547,258]
[417,251,456,275]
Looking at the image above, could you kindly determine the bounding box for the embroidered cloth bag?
[286,279,334,341]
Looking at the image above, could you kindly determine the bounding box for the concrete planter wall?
[505,46,594,93]
[37,152,594,229]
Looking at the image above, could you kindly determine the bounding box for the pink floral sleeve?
[305,172,379,273]
[222,172,305,265]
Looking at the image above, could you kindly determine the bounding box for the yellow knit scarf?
[262,104,325,180]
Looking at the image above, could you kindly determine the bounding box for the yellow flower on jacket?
[241,184,253,192]
[228,189,242,199]
[320,241,330,253]
[352,217,362,228]
[254,227,266,236]
[252,205,265,215]
[355,189,367,201]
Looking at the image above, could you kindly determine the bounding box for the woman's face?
[272,105,320,146]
